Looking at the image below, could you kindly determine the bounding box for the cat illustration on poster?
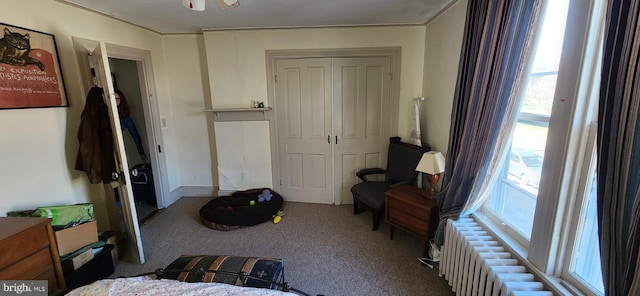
[0,27,44,70]
[0,23,68,109]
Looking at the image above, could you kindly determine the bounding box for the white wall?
[162,35,216,190]
[0,0,180,232]
[214,121,272,191]
[422,0,467,153]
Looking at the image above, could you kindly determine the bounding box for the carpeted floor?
[111,196,454,296]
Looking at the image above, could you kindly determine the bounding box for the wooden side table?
[384,184,439,257]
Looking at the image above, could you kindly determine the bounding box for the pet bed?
[200,188,284,231]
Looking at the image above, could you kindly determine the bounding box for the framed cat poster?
[0,23,68,109]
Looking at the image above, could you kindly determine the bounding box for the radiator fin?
[440,218,552,296]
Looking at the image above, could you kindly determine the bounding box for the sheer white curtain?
[412,98,423,188]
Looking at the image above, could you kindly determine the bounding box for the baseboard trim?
[217,189,235,196]
[169,186,217,204]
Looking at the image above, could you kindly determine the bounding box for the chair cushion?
[351,181,392,208]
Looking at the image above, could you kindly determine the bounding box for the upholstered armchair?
[350,137,428,230]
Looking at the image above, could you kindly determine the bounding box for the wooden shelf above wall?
[205,107,272,121]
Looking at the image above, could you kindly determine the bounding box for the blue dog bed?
[200,188,284,231]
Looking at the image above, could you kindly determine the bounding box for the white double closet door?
[275,57,392,205]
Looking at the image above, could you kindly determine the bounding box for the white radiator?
[439,218,553,296]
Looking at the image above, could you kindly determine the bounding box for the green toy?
[272,210,285,223]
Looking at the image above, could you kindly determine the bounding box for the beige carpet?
[112,196,454,296]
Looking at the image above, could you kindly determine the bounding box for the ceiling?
[58,0,456,34]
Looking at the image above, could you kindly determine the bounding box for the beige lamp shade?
[416,151,446,175]
[416,151,445,198]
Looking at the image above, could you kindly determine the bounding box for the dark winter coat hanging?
[75,86,117,184]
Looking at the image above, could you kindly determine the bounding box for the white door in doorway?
[275,57,392,205]
[276,58,333,204]
[92,42,145,264]
[333,57,392,205]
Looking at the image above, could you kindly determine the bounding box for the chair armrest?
[356,168,386,182]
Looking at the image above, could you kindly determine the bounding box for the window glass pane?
[485,0,569,239]
[572,173,604,294]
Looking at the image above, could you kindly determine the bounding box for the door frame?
[266,48,401,197]
[91,41,145,263]
[72,37,169,209]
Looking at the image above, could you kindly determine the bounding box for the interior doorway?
[266,48,402,205]
[274,56,393,205]
[73,37,171,264]
[88,55,161,223]
[108,58,159,223]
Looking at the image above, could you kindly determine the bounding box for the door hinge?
[274,74,278,83]
[280,179,282,186]
[158,145,162,153]
[388,72,393,81]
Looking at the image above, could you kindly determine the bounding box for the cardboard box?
[54,220,99,256]
[61,248,94,273]
[99,231,119,264]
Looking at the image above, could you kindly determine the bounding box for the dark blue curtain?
[598,1,640,295]
[435,0,543,245]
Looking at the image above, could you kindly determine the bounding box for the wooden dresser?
[0,217,65,294]
[384,184,439,257]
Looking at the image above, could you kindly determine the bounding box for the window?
[564,124,604,294]
[485,0,568,240]
[478,0,605,295]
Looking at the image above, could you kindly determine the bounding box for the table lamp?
[415,151,446,199]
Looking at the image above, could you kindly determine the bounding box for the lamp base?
[421,189,437,200]
[425,173,440,199]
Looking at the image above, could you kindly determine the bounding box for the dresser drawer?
[35,268,59,293]
[0,247,54,280]
[387,210,428,238]
[0,222,49,269]
[387,198,428,220]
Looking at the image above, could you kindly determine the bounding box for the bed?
[65,276,300,296]
[66,254,308,296]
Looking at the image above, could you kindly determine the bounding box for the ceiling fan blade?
[215,0,239,10]
[182,0,205,11]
